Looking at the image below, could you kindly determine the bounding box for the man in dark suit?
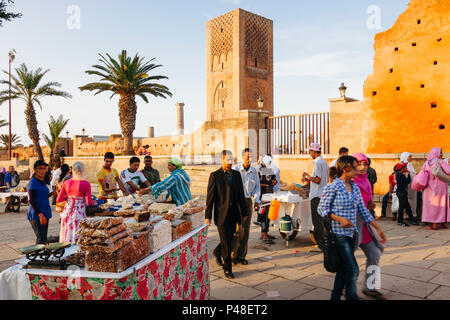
[205,150,249,279]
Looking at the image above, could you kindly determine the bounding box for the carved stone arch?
[213,80,228,111]
[247,87,263,109]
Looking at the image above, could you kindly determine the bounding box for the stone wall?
[362,0,450,153]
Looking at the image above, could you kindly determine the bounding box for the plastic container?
[268,198,280,221]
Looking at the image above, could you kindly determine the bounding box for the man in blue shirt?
[28,160,53,244]
[150,158,192,206]
[4,165,19,189]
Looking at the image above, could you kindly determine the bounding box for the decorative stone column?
[175,102,185,136]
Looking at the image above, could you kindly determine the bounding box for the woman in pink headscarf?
[421,148,450,230]
[352,153,386,299]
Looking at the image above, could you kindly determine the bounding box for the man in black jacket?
[205,150,249,279]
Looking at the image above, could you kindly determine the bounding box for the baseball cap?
[307,143,322,152]
[33,159,49,169]
[395,163,407,171]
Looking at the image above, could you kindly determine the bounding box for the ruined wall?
[363,0,450,153]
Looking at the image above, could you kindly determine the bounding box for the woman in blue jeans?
[318,156,386,300]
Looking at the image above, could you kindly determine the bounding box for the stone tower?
[175,102,185,136]
[206,9,273,122]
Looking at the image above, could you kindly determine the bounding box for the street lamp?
[339,83,347,98]
[257,97,264,111]
[8,49,16,160]
[82,128,85,136]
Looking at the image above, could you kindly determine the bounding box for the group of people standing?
[26,152,193,246]
[380,149,450,230]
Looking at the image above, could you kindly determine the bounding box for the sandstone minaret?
[175,102,185,136]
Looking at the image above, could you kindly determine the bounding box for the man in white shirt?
[303,143,329,251]
[120,157,151,195]
[330,147,349,168]
[232,148,261,265]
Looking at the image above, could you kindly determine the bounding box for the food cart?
[261,191,311,247]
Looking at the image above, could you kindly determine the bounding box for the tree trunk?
[118,94,137,155]
[25,103,44,160]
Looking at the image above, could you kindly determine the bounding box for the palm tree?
[42,114,69,168]
[0,133,20,148]
[0,119,7,129]
[0,63,72,160]
[79,50,172,155]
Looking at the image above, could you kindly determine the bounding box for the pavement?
[0,202,449,300]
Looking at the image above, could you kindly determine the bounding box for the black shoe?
[232,259,239,266]
[409,220,419,226]
[253,221,261,226]
[213,253,223,267]
[224,270,234,279]
[397,222,410,227]
[240,259,248,265]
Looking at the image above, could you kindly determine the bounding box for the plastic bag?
[391,193,399,213]
[432,163,450,183]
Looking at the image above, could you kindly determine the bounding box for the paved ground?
[1,203,449,300]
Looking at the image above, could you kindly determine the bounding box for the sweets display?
[63,252,85,267]
[69,198,205,273]
[124,218,150,232]
[79,217,123,230]
[80,234,133,254]
[78,223,127,238]
[148,219,171,253]
[86,241,136,273]
[78,230,132,246]
[148,202,176,214]
[182,210,204,230]
[171,220,192,241]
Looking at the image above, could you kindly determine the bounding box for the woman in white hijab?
[400,152,418,219]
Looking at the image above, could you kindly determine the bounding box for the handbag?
[391,193,399,213]
[432,163,450,183]
[322,214,339,273]
[411,169,429,191]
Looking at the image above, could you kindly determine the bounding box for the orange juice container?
[268,198,280,221]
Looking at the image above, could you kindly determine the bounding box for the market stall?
[261,191,311,246]
[0,197,210,300]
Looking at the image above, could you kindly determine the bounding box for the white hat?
[262,155,273,168]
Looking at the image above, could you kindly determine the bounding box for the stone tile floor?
[0,204,449,300]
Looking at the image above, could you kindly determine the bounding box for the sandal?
[261,238,274,245]
[440,224,448,229]
[426,225,439,230]
[362,289,387,300]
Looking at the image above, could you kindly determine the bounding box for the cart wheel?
[280,230,298,241]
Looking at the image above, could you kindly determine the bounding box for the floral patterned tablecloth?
[27,227,210,300]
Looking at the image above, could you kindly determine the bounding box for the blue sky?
[0,0,409,145]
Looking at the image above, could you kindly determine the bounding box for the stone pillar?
[148,126,155,138]
[175,102,185,136]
